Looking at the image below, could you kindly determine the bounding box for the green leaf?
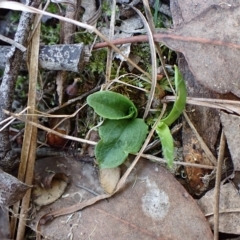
[95,119,148,168]
[161,65,187,126]
[156,122,174,168]
[155,66,187,168]
[87,91,138,120]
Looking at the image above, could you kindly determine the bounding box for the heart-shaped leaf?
[95,119,148,168]
[87,91,138,120]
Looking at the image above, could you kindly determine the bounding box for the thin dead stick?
[0,107,29,131]
[0,34,26,52]
[130,5,157,119]
[106,78,149,93]
[163,96,240,114]
[16,12,41,240]
[93,32,240,51]
[206,208,240,217]
[165,96,240,105]
[213,131,226,240]
[48,103,87,132]
[4,109,97,146]
[27,0,50,43]
[46,85,101,114]
[183,111,217,166]
[142,0,175,94]
[15,105,86,119]
[140,153,216,170]
[105,0,116,84]
[105,72,151,93]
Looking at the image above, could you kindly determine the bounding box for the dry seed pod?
[99,167,120,194]
[66,78,81,96]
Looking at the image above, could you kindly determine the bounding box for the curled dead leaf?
[32,157,70,206]
[32,179,68,206]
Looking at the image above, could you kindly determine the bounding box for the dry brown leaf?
[0,169,30,206]
[182,122,214,196]
[99,167,120,194]
[34,157,70,188]
[47,118,71,148]
[30,157,213,240]
[198,182,240,234]
[162,4,240,97]
[220,111,240,171]
[33,157,69,206]
[170,0,239,24]
[32,179,68,206]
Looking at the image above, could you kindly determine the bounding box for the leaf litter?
[2,0,240,239]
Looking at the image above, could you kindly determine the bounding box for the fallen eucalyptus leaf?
[220,111,240,171]
[198,183,240,234]
[160,5,240,97]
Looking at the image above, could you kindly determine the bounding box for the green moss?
[86,49,107,74]
[41,23,60,45]
[46,2,59,13]
[74,32,95,45]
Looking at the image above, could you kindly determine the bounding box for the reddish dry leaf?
[47,118,70,148]
[30,157,213,240]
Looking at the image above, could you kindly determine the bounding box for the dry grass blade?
[143,0,174,94]
[105,0,116,84]
[0,34,26,51]
[4,110,97,146]
[130,5,157,119]
[164,96,240,114]
[183,111,217,166]
[205,208,240,217]
[213,131,226,240]
[0,107,29,132]
[140,153,216,170]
